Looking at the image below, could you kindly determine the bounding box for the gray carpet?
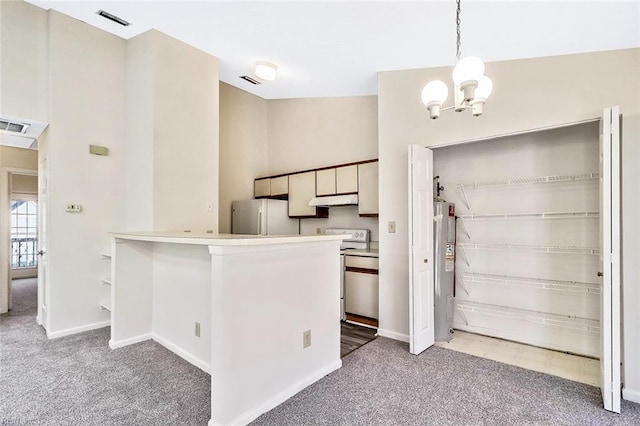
[3,279,640,425]
[0,279,211,425]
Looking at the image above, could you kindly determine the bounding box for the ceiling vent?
[96,9,131,27]
[239,75,261,85]
[0,118,29,134]
[0,115,49,150]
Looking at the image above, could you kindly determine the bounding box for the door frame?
[0,166,38,314]
[407,114,621,411]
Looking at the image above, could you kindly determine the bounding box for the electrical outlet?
[388,221,396,233]
[316,228,322,235]
[195,322,201,337]
[207,202,213,212]
[303,330,311,348]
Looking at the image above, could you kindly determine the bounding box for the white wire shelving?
[457,272,600,296]
[99,300,112,312]
[457,211,599,239]
[455,300,599,334]
[456,243,599,266]
[457,172,599,210]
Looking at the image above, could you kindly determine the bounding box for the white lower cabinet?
[344,255,379,319]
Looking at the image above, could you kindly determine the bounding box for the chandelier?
[421,0,493,119]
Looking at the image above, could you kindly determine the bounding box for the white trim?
[622,387,640,404]
[377,328,409,343]
[108,333,152,350]
[209,359,342,426]
[151,333,211,374]
[46,320,110,339]
[429,117,600,149]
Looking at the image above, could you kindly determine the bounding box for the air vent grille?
[0,119,29,134]
[239,75,261,85]
[96,9,131,27]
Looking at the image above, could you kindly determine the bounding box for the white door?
[37,155,48,329]
[599,106,621,413]
[408,144,435,355]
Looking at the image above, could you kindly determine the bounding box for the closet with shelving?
[433,121,600,358]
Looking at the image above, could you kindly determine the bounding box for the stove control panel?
[324,228,370,243]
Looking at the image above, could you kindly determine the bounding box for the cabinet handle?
[424,259,428,263]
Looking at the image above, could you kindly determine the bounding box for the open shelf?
[456,301,599,334]
[99,300,112,312]
[458,211,599,221]
[459,272,599,294]
[459,172,599,190]
[457,242,599,255]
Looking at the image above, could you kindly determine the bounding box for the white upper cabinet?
[289,171,327,217]
[336,165,358,194]
[270,176,289,197]
[358,161,379,216]
[254,178,270,198]
[316,169,336,196]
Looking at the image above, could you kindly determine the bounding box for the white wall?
[152,31,219,233]
[46,10,127,334]
[378,48,640,400]
[124,31,155,232]
[267,96,378,175]
[219,82,268,233]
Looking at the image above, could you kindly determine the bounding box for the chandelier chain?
[456,0,461,62]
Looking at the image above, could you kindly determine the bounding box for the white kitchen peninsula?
[108,231,345,425]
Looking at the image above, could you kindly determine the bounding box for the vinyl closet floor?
[340,322,377,358]
[435,330,599,386]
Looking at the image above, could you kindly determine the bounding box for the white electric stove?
[324,228,370,320]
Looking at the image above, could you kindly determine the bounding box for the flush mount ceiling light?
[254,61,278,81]
[421,0,493,119]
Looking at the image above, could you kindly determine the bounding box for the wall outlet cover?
[303,330,311,348]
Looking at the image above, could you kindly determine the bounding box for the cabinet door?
[358,161,379,216]
[336,165,358,194]
[254,178,270,198]
[345,270,379,319]
[316,169,336,196]
[270,176,289,196]
[288,171,317,217]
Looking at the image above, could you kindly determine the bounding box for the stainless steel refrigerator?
[434,201,456,342]
[231,199,299,235]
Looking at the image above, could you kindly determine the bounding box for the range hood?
[0,115,49,150]
[308,194,358,207]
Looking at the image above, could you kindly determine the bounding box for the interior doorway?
[8,173,39,309]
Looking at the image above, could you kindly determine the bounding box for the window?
[11,200,38,269]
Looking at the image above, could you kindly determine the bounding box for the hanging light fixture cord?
[456,0,462,63]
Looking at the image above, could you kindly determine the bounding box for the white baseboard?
[377,328,410,343]
[209,359,342,426]
[109,333,152,350]
[152,333,211,374]
[623,387,640,404]
[46,320,110,339]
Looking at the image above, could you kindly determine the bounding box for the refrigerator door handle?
[258,211,263,235]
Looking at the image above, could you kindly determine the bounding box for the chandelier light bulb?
[474,75,493,101]
[255,61,278,81]
[452,56,485,101]
[452,56,485,85]
[421,80,449,119]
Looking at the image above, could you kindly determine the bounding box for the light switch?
[66,204,83,213]
[388,221,396,233]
